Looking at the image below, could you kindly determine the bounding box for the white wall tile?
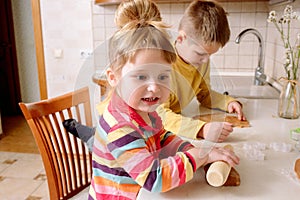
[103,4,118,14]
[93,15,105,28]
[239,41,255,55]
[228,13,241,28]
[169,14,182,29]
[242,2,257,12]
[170,3,186,14]
[255,13,268,27]
[256,2,269,12]
[92,3,105,14]
[157,4,171,14]
[104,14,116,28]
[226,2,242,13]
[240,13,256,28]
[238,55,254,70]
[93,27,106,41]
[224,42,239,55]
[224,55,239,70]
[211,55,224,70]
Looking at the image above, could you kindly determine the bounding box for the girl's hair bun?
[115,0,162,29]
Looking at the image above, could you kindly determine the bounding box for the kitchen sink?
[211,75,281,99]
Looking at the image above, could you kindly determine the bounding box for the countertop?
[138,99,300,200]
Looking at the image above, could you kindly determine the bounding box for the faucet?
[235,28,266,85]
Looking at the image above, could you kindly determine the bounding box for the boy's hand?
[198,122,233,142]
[227,101,246,121]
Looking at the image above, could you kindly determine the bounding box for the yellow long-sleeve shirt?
[156,54,236,139]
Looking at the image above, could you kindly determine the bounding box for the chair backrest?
[19,87,92,200]
[92,74,108,99]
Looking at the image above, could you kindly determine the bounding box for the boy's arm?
[197,89,237,112]
[196,63,238,111]
[156,105,205,139]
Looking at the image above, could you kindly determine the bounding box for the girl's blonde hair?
[179,0,230,47]
[115,0,162,29]
[100,0,176,105]
[109,0,176,74]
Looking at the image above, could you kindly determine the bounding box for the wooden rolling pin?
[206,145,234,187]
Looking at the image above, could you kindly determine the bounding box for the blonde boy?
[157,0,246,142]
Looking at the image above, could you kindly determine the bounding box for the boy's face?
[176,33,221,68]
[115,49,172,113]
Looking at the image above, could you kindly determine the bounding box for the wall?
[92,0,300,79]
[92,1,270,76]
[39,0,95,98]
[37,0,300,99]
[11,0,40,103]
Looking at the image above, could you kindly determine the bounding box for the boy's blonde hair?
[179,0,230,47]
[109,0,176,74]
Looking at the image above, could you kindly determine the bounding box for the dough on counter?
[295,158,300,179]
[196,113,250,128]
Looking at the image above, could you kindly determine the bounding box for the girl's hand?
[205,146,240,167]
[188,145,240,169]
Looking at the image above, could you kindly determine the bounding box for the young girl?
[64,0,246,148]
[88,1,239,200]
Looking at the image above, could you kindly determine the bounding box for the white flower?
[267,11,277,22]
[284,5,293,16]
[291,12,299,20]
[268,5,300,80]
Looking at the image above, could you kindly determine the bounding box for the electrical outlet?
[80,49,93,59]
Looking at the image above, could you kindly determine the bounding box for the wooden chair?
[92,73,108,99]
[19,87,92,200]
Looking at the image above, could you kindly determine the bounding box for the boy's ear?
[106,68,118,87]
[176,30,187,43]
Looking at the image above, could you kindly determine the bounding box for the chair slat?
[19,87,92,200]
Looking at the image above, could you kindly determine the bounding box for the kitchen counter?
[138,99,300,200]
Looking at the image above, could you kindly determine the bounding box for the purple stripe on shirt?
[92,160,131,177]
[143,159,159,191]
[99,116,110,133]
[178,141,193,152]
[107,130,142,151]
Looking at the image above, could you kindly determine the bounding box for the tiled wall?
[92,0,300,78]
[38,0,300,98]
[92,1,270,75]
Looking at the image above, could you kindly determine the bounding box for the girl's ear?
[106,68,118,87]
[176,30,187,43]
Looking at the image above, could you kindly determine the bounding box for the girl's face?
[109,49,172,114]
